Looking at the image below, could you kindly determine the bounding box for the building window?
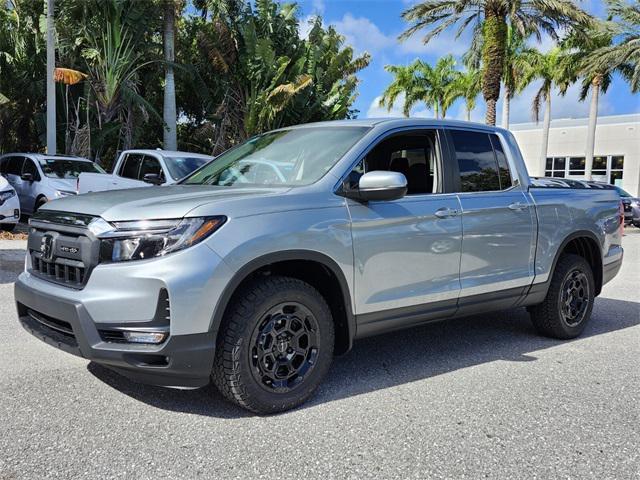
[544,155,624,186]
[545,157,566,178]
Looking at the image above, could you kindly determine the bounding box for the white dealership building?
[510,113,640,196]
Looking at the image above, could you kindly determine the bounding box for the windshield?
[614,186,631,198]
[182,127,369,187]
[164,156,211,180]
[39,158,106,179]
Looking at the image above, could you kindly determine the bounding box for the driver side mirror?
[143,173,164,185]
[342,171,407,202]
[21,172,34,182]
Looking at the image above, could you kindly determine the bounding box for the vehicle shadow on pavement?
[87,297,640,417]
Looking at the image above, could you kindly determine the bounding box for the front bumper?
[0,195,20,223]
[15,278,216,388]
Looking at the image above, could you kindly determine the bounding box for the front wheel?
[529,254,595,339]
[212,276,335,414]
[0,223,16,232]
[34,197,48,212]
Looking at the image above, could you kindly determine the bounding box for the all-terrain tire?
[211,275,334,414]
[529,254,595,339]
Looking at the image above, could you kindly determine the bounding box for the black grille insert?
[31,253,86,286]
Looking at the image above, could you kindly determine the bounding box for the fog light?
[122,331,168,344]
[13,209,19,218]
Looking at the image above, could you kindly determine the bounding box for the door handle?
[508,202,528,211]
[434,207,459,219]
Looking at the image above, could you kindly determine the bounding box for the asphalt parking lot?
[1,229,639,479]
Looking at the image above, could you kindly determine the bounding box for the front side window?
[450,130,500,192]
[22,159,40,179]
[182,127,369,187]
[39,159,105,179]
[119,154,144,179]
[138,156,163,181]
[345,131,439,195]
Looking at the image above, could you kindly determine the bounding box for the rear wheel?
[529,254,595,339]
[212,276,335,414]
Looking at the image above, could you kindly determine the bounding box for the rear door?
[445,129,536,313]
[346,129,463,335]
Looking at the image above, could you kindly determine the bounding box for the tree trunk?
[163,0,177,151]
[501,84,510,129]
[481,8,507,126]
[466,105,471,122]
[538,91,552,177]
[46,0,56,154]
[585,76,601,181]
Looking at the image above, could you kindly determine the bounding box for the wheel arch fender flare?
[209,249,356,351]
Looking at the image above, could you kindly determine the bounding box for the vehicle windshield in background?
[164,156,211,180]
[614,186,631,197]
[39,159,106,179]
[182,127,369,187]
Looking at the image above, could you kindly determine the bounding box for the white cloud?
[507,82,614,124]
[330,14,394,56]
[328,13,471,58]
[299,15,316,40]
[366,94,434,119]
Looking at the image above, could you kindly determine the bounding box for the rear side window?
[489,134,514,189]
[119,154,143,179]
[5,156,25,176]
[450,130,500,192]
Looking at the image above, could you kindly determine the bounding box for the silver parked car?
[15,119,624,414]
[0,154,105,215]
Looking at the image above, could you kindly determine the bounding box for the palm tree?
[380,56,459,119]
[501,25,536,129]
[519,47,575,176]
[563,25,616,180]
[448,68,481,121]
[400,0,592,126]
[379,64,418,117]
[163,0,177,151]
[584,0,640,93]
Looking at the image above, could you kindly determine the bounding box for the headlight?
[0,190,16,202]
[55,190,76,197]
[97,216,226,262]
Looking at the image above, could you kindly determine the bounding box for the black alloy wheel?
[249,301,320,393]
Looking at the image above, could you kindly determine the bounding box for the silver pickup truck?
[14,119,624,414]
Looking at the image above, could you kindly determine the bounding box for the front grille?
[32,253,86,286]
[22,308,78,347]
[27,211,99,289]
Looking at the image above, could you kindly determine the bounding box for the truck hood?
[47,178,78,192]
[41,185,291,221]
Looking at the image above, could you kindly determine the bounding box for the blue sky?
[296,0,640,123]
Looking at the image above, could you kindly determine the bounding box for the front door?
[345,129,463,335]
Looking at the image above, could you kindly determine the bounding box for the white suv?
[0,175,20,231]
